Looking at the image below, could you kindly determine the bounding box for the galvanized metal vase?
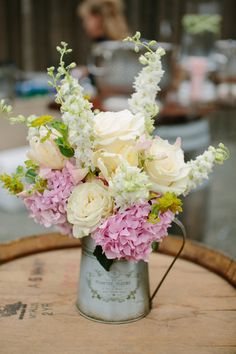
[76,219,186,324]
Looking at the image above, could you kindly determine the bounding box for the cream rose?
[67,181,113,238]
[92,143,139,180]
[93,110,142,179]
[94,109,145,148]
[144,137,190,195]
[27,137,65,169]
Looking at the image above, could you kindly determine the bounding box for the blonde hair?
[78,0,130,40]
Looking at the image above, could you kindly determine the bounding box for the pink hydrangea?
[92,202,174,262]
[22,162,79,235]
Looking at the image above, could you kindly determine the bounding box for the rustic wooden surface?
[0,234,235,354]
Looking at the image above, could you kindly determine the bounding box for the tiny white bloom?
[184,144,229,195]
[109,163,151,210]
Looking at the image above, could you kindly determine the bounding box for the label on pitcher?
[86,267,141,303]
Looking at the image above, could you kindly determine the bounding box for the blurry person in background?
[78,0,130,42]
[72,0,130,92]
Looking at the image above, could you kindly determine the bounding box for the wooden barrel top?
[0,233,235,354]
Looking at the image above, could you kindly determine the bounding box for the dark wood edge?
[0,233,81,265]
[0,233,235,288]
[158,237,236,288]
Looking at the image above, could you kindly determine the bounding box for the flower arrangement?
[0,32,229,270]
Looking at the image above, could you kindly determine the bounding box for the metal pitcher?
[76,219,186,324]
[88,40,174,97]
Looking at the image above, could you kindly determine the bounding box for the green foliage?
[0,160,47,196]
[124,31,157,54]
[16,165,25,176]
[9,115,27,124]
[0,99,29,125]
[93,245,114,272]
[50,121,68,135]
[30,115,53,127]
[23,160,47,194]
[147,210,160,224]
[24,160,39,170]
[148,192,183,224]
[0,99,12,114]
[0,164,26,194]
[0,173,24,194]
[25,169,37,183]
[151,241,159,252]
[182,14,221,35]
[214,143,230,164]
[50,121,75,158]
[47,41,76,105]
[157,192,183,214]
[27,117,75,159]
[54,137,74,158]
[33,178,48,194]
[57,143,74,158]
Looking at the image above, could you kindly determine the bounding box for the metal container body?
[77,236,151,323]
[89,40,174,97]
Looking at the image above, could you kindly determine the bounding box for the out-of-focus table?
[0,97,60,150]
[0,234,235,354]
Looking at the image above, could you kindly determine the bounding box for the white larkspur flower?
[128,47,165,134]
[59,77,95,169]
[184,143,229,195]
[109,163,151,210]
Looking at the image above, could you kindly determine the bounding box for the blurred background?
[0,0,235,257]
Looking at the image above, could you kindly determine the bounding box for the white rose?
[92,143,139,180]
[67,181,113,238]
[27,137,65,170]
[94,109,145,148]
[144,137,190,195]
[93,110,142,179]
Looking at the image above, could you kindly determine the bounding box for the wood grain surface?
[0,234,235,354]
[0,233,235,287]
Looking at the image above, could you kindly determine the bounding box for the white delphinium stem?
[47,42,95,169]
[125,32,165,134]
[109,162,151,210]
[59,77,95,169]
[184,143,229,195]
[0,99,36,125]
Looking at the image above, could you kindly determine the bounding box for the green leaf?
[54,136,74,158]
[58,145,74,158]
[34,178,47,193]
[30,115,53,127]
[156,192,183,214]
[55,137,64,146]
[0,173,24,194]
[16,165,24,176]
[50,121,68,137]
[147,213,160,224]
[151,241,159,252]
[93,246,114,272]
[24,160,38,170]
[25,169,37,183]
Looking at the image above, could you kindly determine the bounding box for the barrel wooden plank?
[0,233,235,287]
[0,236,235,354]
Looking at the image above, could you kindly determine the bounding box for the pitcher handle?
[150,218,186,303]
